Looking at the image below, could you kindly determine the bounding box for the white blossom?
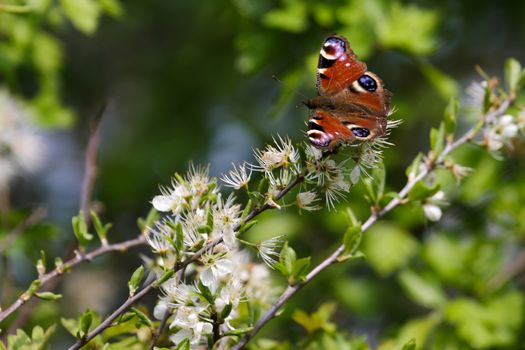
[199,250,234,292]
[257,236,283,268]
[221,162,252,189]
[213,195,241,249]
[423,191,447,222]
[296,191,320,211]
[253,135,299,172]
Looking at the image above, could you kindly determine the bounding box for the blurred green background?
[2,0,525,348]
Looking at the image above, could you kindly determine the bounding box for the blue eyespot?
[351,127,370,138]
[358,74,377,92]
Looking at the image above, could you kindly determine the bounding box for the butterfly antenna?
[271,75,309,105]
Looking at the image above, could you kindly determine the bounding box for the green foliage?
[128,265,144,296]
[363,223,418,276]
[5,326,56,350]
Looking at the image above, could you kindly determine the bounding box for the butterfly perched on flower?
[304,35,392,150]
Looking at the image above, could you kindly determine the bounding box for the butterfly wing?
[307,35,392,150]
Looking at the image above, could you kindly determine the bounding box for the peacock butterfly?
[304,35,392,150]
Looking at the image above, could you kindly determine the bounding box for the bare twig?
[80,102,108,224]
[68,174,305,350]
[231,97,514,350]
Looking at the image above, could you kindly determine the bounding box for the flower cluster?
[147,165,276,347]
[484,113,525,153]
[145,128,400,346]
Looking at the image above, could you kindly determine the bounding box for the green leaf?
[35,291,62,301]
[398,270,447,308]
[444,97,458,136]
[128,265,144,296]
[72,211,93,247]
[137,207,158,231]
[342,225,362,256]
[219,303,233,321]
[60,0,101,35]
[153,269,174,287]
[239,220,258,234]
[275,241,296,277]
[79,310,93,338]
[429,122,446,155]
[241,199,253,221]
[408,181,440,202]
[405,152,424,180]
[174,338,191,350]
[291,257,310,284]
[130,307,153,327]
[504,57,522,92]
[90,210,111,243]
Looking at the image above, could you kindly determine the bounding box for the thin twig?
[80,102,108,224]
[231,97,514,350]
[0,235,146,323]
[68,174,305,350]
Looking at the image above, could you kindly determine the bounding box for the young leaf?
[408,181,440,202]
[72,211,93,247]
[275,241,296,277]
[137,207,158,231]
[239,220,258,234]
[220,303,233,321]
[291,257,311,284]
[130,307,153,327]
[174,338,191,350]
[128,265,145,296]
[90,210,111,244]
[504,57,522,92]
[429,122,445,155]
[153,269,175,287]
[78,310,93,338]
[35,292,63,301]
[343,225,362,256]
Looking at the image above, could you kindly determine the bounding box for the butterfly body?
[305,35,392,150]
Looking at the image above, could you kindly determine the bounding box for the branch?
[0,235,146,323]
[67,174,305,349]
[231,97,515,350]
[80,102,108,224]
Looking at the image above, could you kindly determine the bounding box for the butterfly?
[304,35,392,150]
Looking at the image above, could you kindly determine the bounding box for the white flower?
[257,236,283,268]
[253,136,299,172]
[214,277,244,312]
[422,191,447,222]
[146,218,175,255]
[152,185,188,214]
[221,162,252,190]
[324,175,351,209]
[213,195,241,249]
[484,114,520,152]
[153,299,170,320]
[199,250,234,292]
[169,306,213,347]
[296,191,320,211]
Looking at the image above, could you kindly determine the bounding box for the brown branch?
[68,174,305,350]
[80,102,108,224]
[231,96,515,350]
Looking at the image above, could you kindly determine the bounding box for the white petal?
[153,300,168,320]
[423,204,442,222]
[200,267,216,288]
[152,195,173,212]
[169,329,192,345]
